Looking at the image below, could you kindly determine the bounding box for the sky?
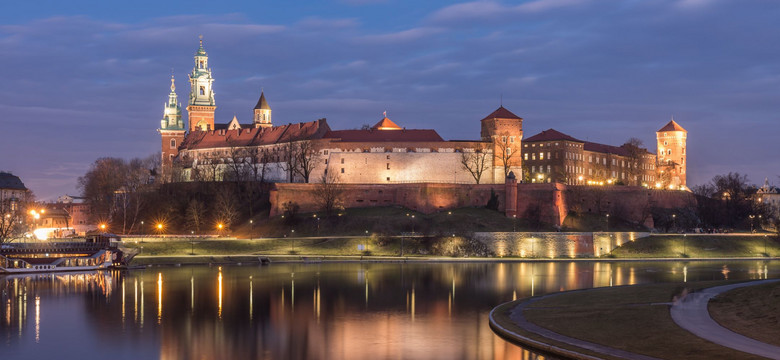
[1,0,779,201]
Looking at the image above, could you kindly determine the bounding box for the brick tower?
[656,118,688,190]
[187,36,216,132]
[480,106,524,183]
[158,75,185,182]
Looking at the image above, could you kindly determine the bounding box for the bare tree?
[494,131,518,178]
[78,157,128,222]
[313,172,345,215]
[281,140,299,183]
[185,199,207,234]
[294,140,319,183]
[460,143,491,184]
[214,189,238,231]
[621,138,645,186]
[0,194,32,244]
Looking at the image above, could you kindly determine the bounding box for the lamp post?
[672,214,677,233]
[764,234,768,256]
[683,233,687,257]
[249,219,254,240]
[140,221,144,235]
[749,215,755,233]
[190,231,197,256]
[217,223,224,236]
[291,229,295,253]
[513,214,517,232]
[411,215,415,234]
[157,223,164,236]
[605,214,610,232]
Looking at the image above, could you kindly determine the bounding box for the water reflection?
[1,261,778,360]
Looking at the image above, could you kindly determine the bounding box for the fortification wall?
[269,183,505,216]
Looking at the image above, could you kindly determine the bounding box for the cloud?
[429,0,590,23]
[355,27,444,44]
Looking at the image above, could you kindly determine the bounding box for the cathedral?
[159,39,687,190]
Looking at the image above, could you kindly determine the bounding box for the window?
[386,155,390,159]
[667,149,672,155]
[386,177,391,181]
[547,152,551,160]
[532,166,536,172]
[547,165,551,173]
[324,159,328,165]
[524,153,528,160]
[510,137,515,143]
[170,139,176,149]
[324,150,329,155]
[506,148,511,155]
[532,153,536,160]
[664,141,668,146]
[386,163,390,170]
[200,86,205,95]
[341,158,345,164]
[539,152,544,160]
[341,168,345,173]
[501,136,507,143]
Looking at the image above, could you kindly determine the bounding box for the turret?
[253,91,272,128]
[480,106,524,183]
[187,36,217,132]
[158,76,186,182]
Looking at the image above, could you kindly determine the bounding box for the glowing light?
[156,223,163,230]
[218,267,223,319]
[99,223,107,230]
[217,223,224,230]
[35,296,40,343]
[157,272,163,324]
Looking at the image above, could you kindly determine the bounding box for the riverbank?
[490,280,774,360]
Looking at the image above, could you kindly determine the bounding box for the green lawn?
[610,235,780,258]
[497,281,767,360]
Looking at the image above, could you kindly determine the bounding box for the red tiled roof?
[324,129,444,142]
[658,119,686,133]
[480,106,522,121]
[372,117,402,130]
[524,129,584,143]
[180,119,330,150]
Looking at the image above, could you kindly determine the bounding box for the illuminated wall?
[473,231,650,257]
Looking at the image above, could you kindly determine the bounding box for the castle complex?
[159,39,688,192]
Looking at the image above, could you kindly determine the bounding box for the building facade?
[159,39,687,190]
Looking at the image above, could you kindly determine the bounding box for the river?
[1,260,776,359]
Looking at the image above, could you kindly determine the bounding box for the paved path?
[497,291,661,360]
[670,279,780,360]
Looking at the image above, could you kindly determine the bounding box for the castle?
[159,39,688,193]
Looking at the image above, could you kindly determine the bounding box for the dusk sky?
[2,0,779,200]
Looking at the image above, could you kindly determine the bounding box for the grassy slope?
[709,281,780,347]
[520,281,766,360]
[610,235,780,258]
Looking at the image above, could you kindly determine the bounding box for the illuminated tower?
[480,106,524,183]
[656,118,687,189]
[187,36,216,132]
[253,91,272,128]
[158,76,185,182]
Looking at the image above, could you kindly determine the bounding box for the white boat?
[0,233,132,274]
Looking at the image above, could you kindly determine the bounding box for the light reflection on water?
[1,261,778,360]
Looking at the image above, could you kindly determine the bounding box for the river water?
[1,260,777,359]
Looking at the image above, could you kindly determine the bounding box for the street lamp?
[140,221,144,235]
[291,229,295,253]
[100,223,107,231]
[672,214,677,233]
[683,233,687,257]
[605,214,610,232]
[749,215,755,233]
[411,215,415,234]
[513,214,517,232]
[249,219,254,240]
[157,223,164,235]
[190,231,198,256]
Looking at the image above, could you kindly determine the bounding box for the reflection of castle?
[159,39,686,190]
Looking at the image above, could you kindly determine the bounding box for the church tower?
[187,36,216,132]
[158,75,186,182]
[480,106,524,183]
[253,91,272,128]
[656,118,687,190]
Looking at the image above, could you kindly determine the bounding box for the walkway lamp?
[672,214,677,232]
[249,219,254,240]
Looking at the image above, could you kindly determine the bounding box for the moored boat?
[0,233,135,274]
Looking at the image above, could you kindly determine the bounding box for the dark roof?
[481,106,522,121]
[254,92,270,110]
[524,129,584,143]
[324,129,444,142]
[658,119,686,133]
[584,142,631,157]
[180,119,330,150]
[0,172,26,191]
[372,117,402,130]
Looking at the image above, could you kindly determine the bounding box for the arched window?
[199,61,204,69]
[667,149,671,155]
[170,139,176,149]
[200,86,205,95]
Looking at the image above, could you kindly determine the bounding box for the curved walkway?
[670,279,780,360]
[490,291,661,360]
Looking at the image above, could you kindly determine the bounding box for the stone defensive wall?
[473,232,649,257]
[269,182,506,216]
[269,181,696,227]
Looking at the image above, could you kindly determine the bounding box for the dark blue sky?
[2,0,779,200]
